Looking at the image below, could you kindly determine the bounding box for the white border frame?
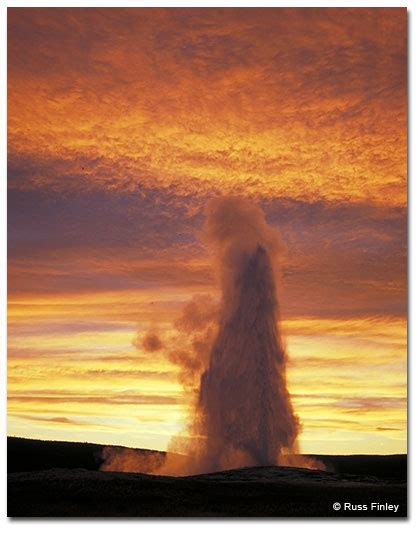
[1,1,414,530]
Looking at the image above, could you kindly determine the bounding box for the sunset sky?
[8,7,407,455]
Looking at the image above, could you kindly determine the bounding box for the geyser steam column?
[198,198,299,472]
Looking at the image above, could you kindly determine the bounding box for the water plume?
[102,197,323,475]
[185,197,300,472]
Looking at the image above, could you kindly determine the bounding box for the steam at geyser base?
[101,198,323,475]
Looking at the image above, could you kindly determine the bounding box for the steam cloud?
[140,332,164,352]
[183,197,300,472]
[102,197,322,475]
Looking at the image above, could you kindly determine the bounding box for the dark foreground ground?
[8,437,407,518]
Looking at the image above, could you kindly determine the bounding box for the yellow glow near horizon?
[8,287,407,454]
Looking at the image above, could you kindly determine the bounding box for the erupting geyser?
[101,197,314,476]
[192,197,299,472]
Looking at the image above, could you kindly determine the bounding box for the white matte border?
[0,0,414,531]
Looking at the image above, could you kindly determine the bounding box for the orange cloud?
[8,8,406,204]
